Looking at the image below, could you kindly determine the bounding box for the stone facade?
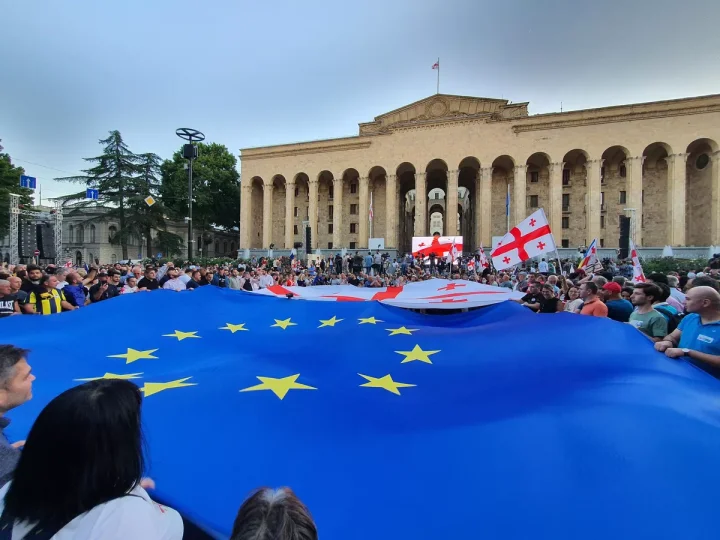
[240,93,720,252]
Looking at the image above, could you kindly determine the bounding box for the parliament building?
[239,93,720,253]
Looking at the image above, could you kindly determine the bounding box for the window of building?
[600,192,605,207]
[328,242,333,249]
[75,224,84,243]
[562,168,570,185]
[230,242,235,253]
[562,194,570,211]
[350,183,357,194]
[562,217,569,229]
[215,240,220,253]
[69,225,74,242]
[620,164,627,178]
[293,225,298,235]
[561,239,569,248]
[619,191,627,204]
[530,171,539,183]
[329,185,334,199]
[328,223,333,234]
[294,206,298,217]
[349,242,356,249]
[600,167,605,183]
[350,223,357,233]
[223,241,228,253]
[89,224,96,243]
[350,204,358,214]
[197,236,201,248]
[697,153,710,170]
[328,205,333,219]
[642,190,645,203]
[601,215,605,229]
[295,186,299,197]
[529,195,538,207]
[600,238,605,247]
[108,225,117,241]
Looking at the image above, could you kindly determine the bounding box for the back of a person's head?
[690,275,720,292]
[648,273,668,285]
[655,282,672,302]
[231,487,317,540]
[613,276,626,286]
[5,379,144,530]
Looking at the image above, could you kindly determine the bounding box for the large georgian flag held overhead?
[491,208,556,270]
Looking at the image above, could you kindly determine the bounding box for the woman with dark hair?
[0,379,182,539]
[231,487,316,540]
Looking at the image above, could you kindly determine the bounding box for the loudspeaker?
[305,226,312,252]
[37,223,56,260]
[618,216,630,259]
[182,144,197,159]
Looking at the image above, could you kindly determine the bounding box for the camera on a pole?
[182,144,198,160]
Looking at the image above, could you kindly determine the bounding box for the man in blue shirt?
[602,282,633,322]
[655,286,720,378]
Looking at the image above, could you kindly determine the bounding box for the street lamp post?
[175,128,205,261]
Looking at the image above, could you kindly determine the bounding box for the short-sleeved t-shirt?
[629,309,668,338]
[521,293,545,312]
[606,299,634,322]
[679,313,720,378]
[0,295,18,318]
[539,297,560,313]
[580,298,608,317]
[0,483,183,540]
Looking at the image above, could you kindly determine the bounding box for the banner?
[412,236,463,258]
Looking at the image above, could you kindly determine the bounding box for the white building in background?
[0,205,239,265]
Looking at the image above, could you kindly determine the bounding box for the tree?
[0,139,33,239]
[160,143,240,239]
[55,131,181,260]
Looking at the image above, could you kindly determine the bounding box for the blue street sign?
[20,175,37,190]
[157,252,163,258]
[86,188,99,200]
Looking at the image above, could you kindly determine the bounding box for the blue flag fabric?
[3,287,720,539]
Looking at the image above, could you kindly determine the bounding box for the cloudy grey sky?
[2,0,719,202]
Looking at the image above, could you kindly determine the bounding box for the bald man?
[655,286,720,378]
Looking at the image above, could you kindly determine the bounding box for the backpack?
[654,306,684,333]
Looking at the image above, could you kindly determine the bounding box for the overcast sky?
[2,0,719,202]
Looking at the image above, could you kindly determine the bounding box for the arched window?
[230,242,236,254]
[108,225,117,240]
[223,241,228,254]
[89,253,95,265]
[75,251,82,266]
[69,225,74,243]
[619,164,627,178]
[90,224,96,243]
[215,240,220,254]
[76,225,84,244]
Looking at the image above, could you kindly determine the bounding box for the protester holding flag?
[491,209,556,271]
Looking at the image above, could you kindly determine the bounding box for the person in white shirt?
[538,258,549,274]
[0,379,182,540]
[258,270,274,289]
[162,267,186,292]
[120,276,139,294]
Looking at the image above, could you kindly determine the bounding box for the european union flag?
[3,287,720,539]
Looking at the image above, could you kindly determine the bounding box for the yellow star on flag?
[358,317,384,324]
[107,348,158,364]
[240,374,316,400]
[162,330,200,341]
[75,372,143,381]
[358,373,416,395]
[386,326,418,336]
[318,316,343,328]
[141,377,197,397]
[144,195,156,206]
[395,344,441,364]
[220,323,249,333]
[271,318,297,330]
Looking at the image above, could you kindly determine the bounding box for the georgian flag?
[490,208,556,271]
[478,247,490,269]
[446,238,459,263]
[467,259,476,272]
[630,240,646,282]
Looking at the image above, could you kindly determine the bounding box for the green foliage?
[160,143,240,232]
[55,131,181,259]
[0,141,33,238]
[640,257,709,274]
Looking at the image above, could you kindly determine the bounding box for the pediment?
[359,94,528,135]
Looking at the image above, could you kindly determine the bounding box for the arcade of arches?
[240,93,720,252]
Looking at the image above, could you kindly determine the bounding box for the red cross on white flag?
[629,239,646,282]
[490,208,557,270]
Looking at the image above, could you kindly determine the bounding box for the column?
[262,181,273,249]
[512,164,527,225]
[446,169,459,236]
[585,159,603,244]
[711,152,720,245]
[332,177,343,249]
[548,162,564,240]
[625,156,644,246]
[386,174,397,248]
[240,183,252,248]
[665,153,689,246]
[478,166,492,248]
[358,176,369,248]
[414,172,427,237]
[284,181,295,249]
[308,179,319,250]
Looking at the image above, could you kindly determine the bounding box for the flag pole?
[506,180,510,233]
[436,57,440,95]
[369,191,373,241]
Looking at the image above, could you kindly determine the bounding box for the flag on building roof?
[490,208,556,270]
